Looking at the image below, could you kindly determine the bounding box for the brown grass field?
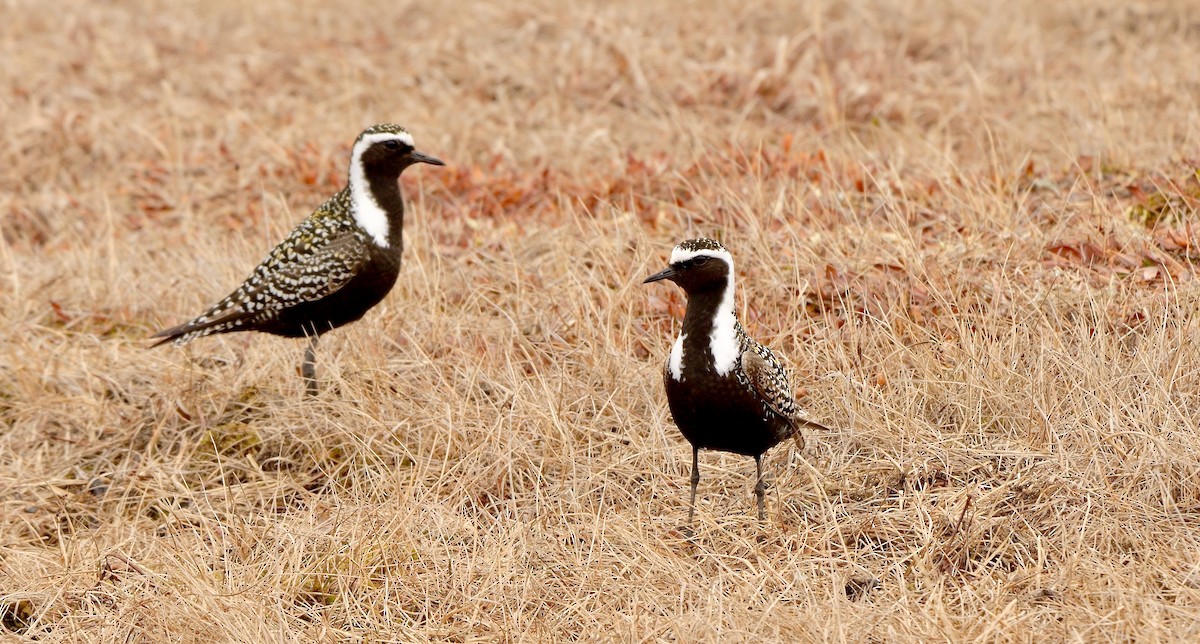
[4,0,1200,640]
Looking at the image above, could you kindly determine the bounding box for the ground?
[4,0,1200,641]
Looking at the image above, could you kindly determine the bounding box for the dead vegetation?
[4,0,1200,640]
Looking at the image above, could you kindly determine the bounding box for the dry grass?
[4,0,1200,640]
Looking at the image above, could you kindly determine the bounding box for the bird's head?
[352,124,444,177]
[643,238,734,295]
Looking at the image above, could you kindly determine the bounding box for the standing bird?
[152,124,444,394]
[643,238,829,522]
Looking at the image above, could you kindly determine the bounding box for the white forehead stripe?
[360,130,414,149]
[348,131,413,248]
[669,246,733,267]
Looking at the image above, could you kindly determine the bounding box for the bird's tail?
[149,320,196,348]
[794,416,832,434]
[790,415,833,451]
[149,307,245,348]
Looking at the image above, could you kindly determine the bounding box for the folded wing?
[152,220,368,346]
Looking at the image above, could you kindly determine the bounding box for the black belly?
[665,373,792,457]
[258,258,401,338]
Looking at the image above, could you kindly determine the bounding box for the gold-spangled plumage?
[157,199,371,344]
[738,334,810,448]
[152,124,444,394]
[155,125,407,343]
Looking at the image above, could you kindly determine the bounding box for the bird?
[152,124,444,394]
[643,237,830,523]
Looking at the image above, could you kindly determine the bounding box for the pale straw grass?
[3,0,1200,641]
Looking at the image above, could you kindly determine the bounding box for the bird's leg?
[302,334,319,396]
[688,446,700,526]
[754,454,766,521]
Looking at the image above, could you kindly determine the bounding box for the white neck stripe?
[348,131,414,248]
[708,268,738,376]
[669,243,739,376]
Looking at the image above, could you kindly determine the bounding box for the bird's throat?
[680,281,739,377]
[350,165,405,249]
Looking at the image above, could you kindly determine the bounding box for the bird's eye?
[693,257,710,267]
[383,140,401,150]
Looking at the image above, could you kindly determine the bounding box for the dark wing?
[741,346,797,420]
[152,214,369,345]
[741,345,831,449]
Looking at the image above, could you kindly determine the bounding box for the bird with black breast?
[644,238,831,523]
